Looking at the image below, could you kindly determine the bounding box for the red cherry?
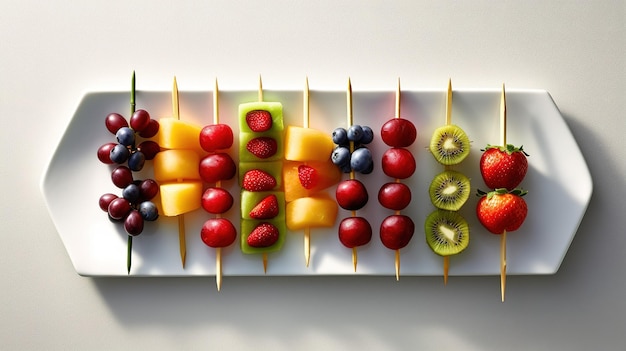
[338,217,372,248]
[381,148,416,179]
[201,218,237,248]
[377,182,412,211]
[200,124,234,152]
[379,214,414,250]
[380,118,417,147]
[199,153,236,183]
[335,179,369,211]
[201,187,234,214]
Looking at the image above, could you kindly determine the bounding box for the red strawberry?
[247,222,279,247]
[479,144,529,190]
[476,188,528,234]
[242,169,277,191]
[297,165,318,189]
[249,194,279,219]
[246,137,277,159]
[245,110,272,132]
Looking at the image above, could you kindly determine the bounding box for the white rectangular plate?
[41,88,592,277]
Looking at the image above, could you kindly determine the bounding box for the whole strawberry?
[479,144,529,190]
[476,188,528,234]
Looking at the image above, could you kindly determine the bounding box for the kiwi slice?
[424,209,469,256]
[429,125,470,165]
[429,170,470,211]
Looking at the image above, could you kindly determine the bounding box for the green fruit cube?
[239,161,283,190]
[239,102,284,134]
[239,132,284,162]
[240,218,286,255]
[241,191,285,220]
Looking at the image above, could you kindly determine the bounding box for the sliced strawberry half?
[246,137,277,159]
[246,110,272,132]
[243,169,277,191]
[247,222,279,247]
[298,164,318,189]
[249,194,279,219]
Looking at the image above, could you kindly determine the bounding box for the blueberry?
[331,146,351,166]
[347,125,364,143]
[332,127,348,146]
[138,201,159,221]
[122,183,141,203]
[361,126,374,144]
[116,127,135,146]
[128,151,146,171]
[350,147,373,173]
[109,143,130,164]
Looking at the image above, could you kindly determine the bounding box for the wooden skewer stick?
[303,77,312,267]
[213,78,224,291]
[442,78,453,285]
[172,77,187,269]
[500,84,507,302]
[395,78,401,281]
[127,71,136,275]
[346,78,359,272]
[257,75,269,273]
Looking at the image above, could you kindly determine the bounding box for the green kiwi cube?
[239,161,283,190]
[239,102,284,134]
[239,132,284,162]
[241,191,285,220]
[240,218,286,254]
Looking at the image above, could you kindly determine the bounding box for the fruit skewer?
[213,79,224,290]
[258,76,269,273]
[302,77,312,267]
[171,77,187,268]
[392,79,404,280]
[442,79,452,284]
[127,71,136,274]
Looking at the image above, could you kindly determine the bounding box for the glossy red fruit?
[247,222,279,247]
[199,153,237,183]
[111,166,133,188]
[378,182,412,211]
[108,197,131,220]
[380,214,414,250]
[97,142,116,164]
[130,109,151,132]
[201,187,234,214]
[105,113,128,134]
[246,110,272,132]
[338,217,372,248]
[201,218,237,248]
[242,169,277,191]
[249,194,279,219]
[200,124,234,152]
[476,188,528,234]
[380,118,417,147]
[124,210,144,236]
[382,148,416,179]
[479,144,529,190]
[298,165,318,189]
[138,119,160,138]
[246,137,277,159]
[137,140,160,160]
[335,179,369,211]
[99,193,118,212]
[139,179,159,201]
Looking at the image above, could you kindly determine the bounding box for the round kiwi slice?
[429,170,471,211]
[429,125,470,165]
[424,209,469,256]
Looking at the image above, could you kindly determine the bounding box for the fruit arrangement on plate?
[42,71,587,296]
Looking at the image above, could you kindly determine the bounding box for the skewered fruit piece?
[429,125,470,166]
[284,126,335,162]
[286,194,338,230]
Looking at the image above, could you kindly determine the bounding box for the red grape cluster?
[198,124,237,248]
[97,110,161,235]
[378,118,417,251]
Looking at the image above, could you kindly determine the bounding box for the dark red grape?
[124,210,144,236]
[108,197,131,220]
[111,166,133,188]
[99,193,118,212]
[130,109,151,132]
[97,143,116,164]
[105,113,128,134]
[137,140,160,160]
[139,119,160,138]
[139,179,159,201]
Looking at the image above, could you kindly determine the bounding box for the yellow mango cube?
[159,181,203,216]
[284,126,334,162]
[153,149,200,182]
[286,194,338,230]
[157,117,204,154]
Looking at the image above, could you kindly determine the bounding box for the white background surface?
[1,1,624,350]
